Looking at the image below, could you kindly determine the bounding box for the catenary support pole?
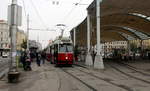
[27,15,29,51]
[9,0,18,71]
[8,0,20,83]
[94,0,104,69]
[9,25,17,71]
[85,12,93,66]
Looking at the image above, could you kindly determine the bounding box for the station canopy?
[71,0,150,46]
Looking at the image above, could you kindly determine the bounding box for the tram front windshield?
[59,44,73,53]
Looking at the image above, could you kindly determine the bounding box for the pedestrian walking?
[41,52,46,64]
[30,51,35,62]
[36,52,41,66]
[20,51,27,70]
[25,54,32,71]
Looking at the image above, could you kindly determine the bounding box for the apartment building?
[0,20,28,56]
[17,30,27,51]
[101,41,128,53]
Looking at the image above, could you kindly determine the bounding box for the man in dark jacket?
[41,52,46,64]
[20,51,27,70]
[36,52,41,66]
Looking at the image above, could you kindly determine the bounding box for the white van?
[2,52,9,58]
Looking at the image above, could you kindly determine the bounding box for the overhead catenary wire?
[22,0,56,33]
[62,0,91,32]
[46,0,88,31]
[29,28,56,31]
[58,0,85,35]
[61,0,83,24]
[22,0,29,35]
[30,0,48,28]
[22,0,88,32]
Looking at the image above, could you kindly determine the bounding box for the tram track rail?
[61,68,97,91]
[107,63,150,84]
[115,61,150,76]
[74,64,133,91]
[56,71,62,91]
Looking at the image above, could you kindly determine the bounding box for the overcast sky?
[0,0,93,48]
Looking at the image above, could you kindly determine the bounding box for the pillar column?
[94,0,104,69]
[85,12,93,66]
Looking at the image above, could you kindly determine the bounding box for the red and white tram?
[48,37,74,65]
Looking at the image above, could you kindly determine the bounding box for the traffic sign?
[8,5,22,26]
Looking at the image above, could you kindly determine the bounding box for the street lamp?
[52,1,59,5]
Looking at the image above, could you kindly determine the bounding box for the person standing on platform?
[25,54,32,71]
[20,51,27,70]
[36,51,41,66]
[41,51,46,64]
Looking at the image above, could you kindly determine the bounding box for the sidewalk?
[0,62,60,91]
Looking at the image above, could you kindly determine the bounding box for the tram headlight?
[66,57,68,59]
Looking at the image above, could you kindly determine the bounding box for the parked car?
[2,54,8,58]
[135,53,140,56]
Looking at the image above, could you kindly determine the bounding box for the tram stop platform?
[0,62,61,91]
